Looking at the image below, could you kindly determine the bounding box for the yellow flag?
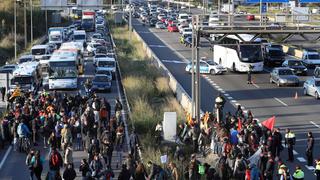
[9,87,21,100]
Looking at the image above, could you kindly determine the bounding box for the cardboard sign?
[163,112,177,142]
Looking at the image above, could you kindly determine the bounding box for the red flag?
[237,118,242,132]
[261,116,276,130]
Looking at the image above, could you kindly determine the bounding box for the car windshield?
[239,45,263,63]
[288,61,303,66]
[32,48,45,55]
[94,76,108,82]
[269,49,284,56]
[308,54,320,60]
[19,58,32,63]
[98,61,115,67]
[207,61,217,65]
[279,69,293,75]
[95,55,107,58]
[11,76,32,85]
[96,70,111,76]
[184,29,192,32]
[74,35,86,40]
[49,61,77,78]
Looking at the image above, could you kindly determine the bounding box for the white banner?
[248,147,262,166]
[77,0,103,9]
[41,0,68,10]
[163,112,177,143]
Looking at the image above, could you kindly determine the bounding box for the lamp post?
[215,94,224,123]
[30,0,33,43]
[24,0,27,48]
[14,0,17,61]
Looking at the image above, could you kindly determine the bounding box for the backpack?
[51,152,60,167]
[198,164,205,175]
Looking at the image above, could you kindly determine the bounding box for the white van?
[31,45,51,60]
[178,13,189,23]
[73,30,87,46]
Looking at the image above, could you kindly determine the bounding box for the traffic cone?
[294,91,298,100]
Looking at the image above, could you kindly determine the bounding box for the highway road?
[131,14,320,178]
[0,44,127,179]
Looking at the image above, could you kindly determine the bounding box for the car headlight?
[304,68,308,71]
[280,79,287,83]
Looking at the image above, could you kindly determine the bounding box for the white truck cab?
[31,45,51,60]
[302,50,320,67]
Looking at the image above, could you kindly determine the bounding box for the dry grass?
[111,24,186,166]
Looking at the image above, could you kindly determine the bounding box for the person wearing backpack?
[49,148,63,179]
[233,154,247,180]
[90,154,103,179]
[147,161,163,180]
[26,149,35,180]
[18,120,31,152]
[31,150,44,180]
[63,163,77,180]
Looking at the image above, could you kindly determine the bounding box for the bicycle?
[20,136,31,154]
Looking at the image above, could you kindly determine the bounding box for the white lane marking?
[310,121,320,128]
[305,165,315,171]
[227,96,233,100]
[231,100,237,103]
[161,60,187,64]
[252,83,260,88]
[220,90,226,93]
[217,88,224,91]
[224,93,230,96]
[274,97,288,107]
[235,103,241,106]
[137,31,151,34]
[297,157,306,162]
[149,44,167,48]
[0,145,12,170]
[214,85,220,88]
[211,83,216,85]
[293,150,298,155]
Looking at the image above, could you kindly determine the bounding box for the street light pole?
[30,0,33,43]
[191,16,195,118]
[195,15,200,122]
[14,0,17,61]
[24,0,27,48]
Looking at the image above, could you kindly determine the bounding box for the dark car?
[264,47,285,66]
[91,75,112,92]
[149,18,157,27]
[282,60,308,76]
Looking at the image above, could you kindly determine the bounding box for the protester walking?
[306,131,314,166]
[118,164,131,180]
[48,148,63,180]
[26,149,35,180]
[135,162,148,180]
[79,159,90,180]
[285,128,296,162]
[31,150,43,180]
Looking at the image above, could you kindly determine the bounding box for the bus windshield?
[49,61,77,78]
[32,49,45,55]
[11,76,32,85]
[239,45,263,63]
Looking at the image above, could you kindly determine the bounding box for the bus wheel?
[232,63,236,72]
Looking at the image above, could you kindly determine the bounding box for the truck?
[48,27,64,46]
[81,10,95,32]
[301,49,320,68]
[221,4,234,14]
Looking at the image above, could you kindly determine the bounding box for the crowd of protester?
[0,87,317,180]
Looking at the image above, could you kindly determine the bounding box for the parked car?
[91,74,112,92]
[185,60,226,75]
[303,77,320,99]
[269,67,299,87]
[246,15,255,21]
[282,60,308,76]
[167,24,178,32]
[155,22,166,29]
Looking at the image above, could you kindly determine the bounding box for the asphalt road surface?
[132,13,320,178]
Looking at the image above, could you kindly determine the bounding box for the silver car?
[270,67,299,87]
[303,77,320,99]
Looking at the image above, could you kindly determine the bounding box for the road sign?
[299,0,320,2]
[261,4,267,14]
[41,0,68,10]
[246,0,289,3]
[292,7,309,21]
[77,0,103,10]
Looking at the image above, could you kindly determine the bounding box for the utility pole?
[30,0,33,43]
[14,0,17,61]
[191,15,201,121]
[24,0,27,48]
[191,16,195,118]
[129,0,132,41]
